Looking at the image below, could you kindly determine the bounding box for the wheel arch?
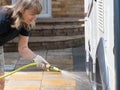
[96,38,109,90]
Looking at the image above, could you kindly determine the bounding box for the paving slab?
[46,48,73,71]
[5,80,41,90]
[14,48,73,71]
[4,71,77,90]
[8,72,43,80]
[4,72,42,90]
[4,71,92,90]
[4,52,19,71]
[3,47,92,90]
[41,86,76,90]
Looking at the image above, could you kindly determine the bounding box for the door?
[12,0,52,18]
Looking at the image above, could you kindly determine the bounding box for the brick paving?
[3,47,92,90]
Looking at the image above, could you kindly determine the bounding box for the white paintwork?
[84,0,115,90]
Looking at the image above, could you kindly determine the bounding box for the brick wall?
[52,0,84,18]
[0,0,11,6]
[0,0,84,18]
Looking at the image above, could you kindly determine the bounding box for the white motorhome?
[84,0,120,90]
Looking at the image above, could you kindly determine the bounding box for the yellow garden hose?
[0,62,61,79]
[0,62,37,79]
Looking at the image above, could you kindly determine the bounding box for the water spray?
[0,62,61,79]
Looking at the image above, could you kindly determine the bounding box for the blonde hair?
[4,0,42,30]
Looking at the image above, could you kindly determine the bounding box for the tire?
[96,60,102,90]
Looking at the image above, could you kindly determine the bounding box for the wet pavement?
[4,46,92,90]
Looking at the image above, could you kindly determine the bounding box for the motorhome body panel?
[84,0,115,90]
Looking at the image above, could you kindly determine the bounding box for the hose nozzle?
[49,66,61,72]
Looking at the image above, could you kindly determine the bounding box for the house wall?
[52,0,84,18]
[0,0,11,6]
[0,0,84,18]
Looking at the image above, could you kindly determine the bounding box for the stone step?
[4,18,85,52]
[31,26,84,36]
[9,35,84,43]
[36,18,84,24]
[36,20,83,26]
[33,24,83,30]
[30,18,84,36]
[4,35,84,52]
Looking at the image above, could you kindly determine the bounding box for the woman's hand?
[33,55,50,70]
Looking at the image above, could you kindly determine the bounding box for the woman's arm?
[18,34,36,60]
[18,34,50,69]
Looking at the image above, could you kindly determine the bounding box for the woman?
[0,0,50,89]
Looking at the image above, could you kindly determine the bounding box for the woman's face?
[21,8,38,25]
